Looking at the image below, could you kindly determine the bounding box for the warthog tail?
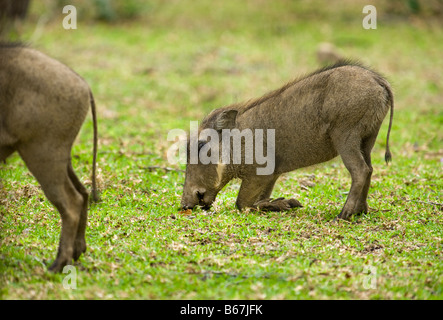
[89,89,100,202]
[384,83,394,164]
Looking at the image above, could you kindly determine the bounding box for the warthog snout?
[181,187,215,210]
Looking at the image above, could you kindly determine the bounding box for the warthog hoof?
[73,240,87,261]
[335,202,369,221]
[48,258,69,273]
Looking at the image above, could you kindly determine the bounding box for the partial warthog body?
[0,43,98,272]
[181,61,393,220]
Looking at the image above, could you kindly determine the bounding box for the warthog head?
[180,109,238,210]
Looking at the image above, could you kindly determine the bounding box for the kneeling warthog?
[181,61,393,220]
[0,43,98,272]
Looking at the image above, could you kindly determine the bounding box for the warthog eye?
[187,140,208,163]
[198,140,206,151]
[186,140,207,162]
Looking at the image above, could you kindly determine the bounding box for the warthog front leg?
[236,175,302,212]
[255,197,302,211]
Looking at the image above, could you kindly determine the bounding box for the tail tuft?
[385,148,392,164]
[380,77,394,166]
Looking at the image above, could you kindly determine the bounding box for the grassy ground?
[1,0,442,299]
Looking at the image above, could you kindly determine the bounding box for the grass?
[0,0,442,299]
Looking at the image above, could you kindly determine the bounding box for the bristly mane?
[308,59,369,76]
[237,59,373,115]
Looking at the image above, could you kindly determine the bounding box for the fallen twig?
[401,199,442,207]
[140,165,185,173]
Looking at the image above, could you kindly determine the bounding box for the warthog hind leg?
[18,142,87,272]
[335,134,373,220]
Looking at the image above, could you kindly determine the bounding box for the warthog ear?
[214,110,238,130]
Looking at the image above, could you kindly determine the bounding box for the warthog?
[181,61,393,220]
[0,43,98,272]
